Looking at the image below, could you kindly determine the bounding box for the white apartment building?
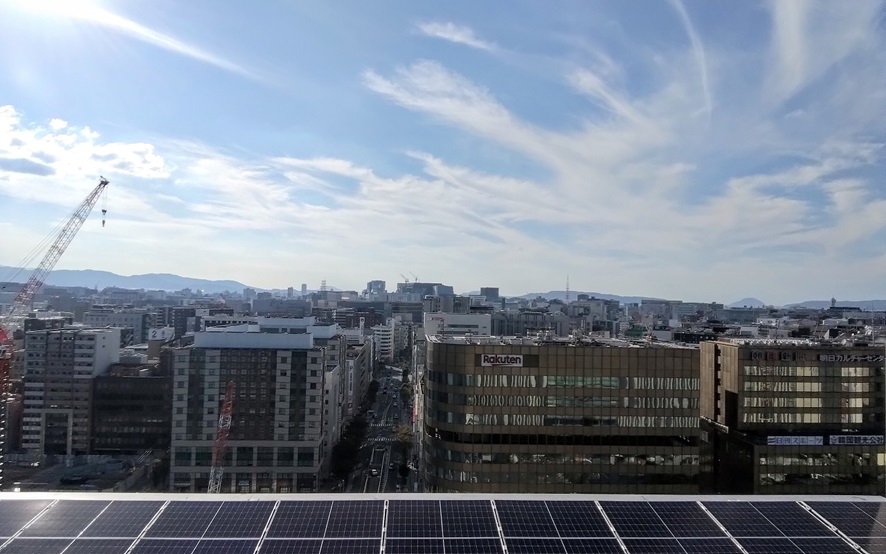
[422,313,492,337]
[22,327,121,455]
[371,320,395,362]
[83,307,153,344]
[169,317,345,493]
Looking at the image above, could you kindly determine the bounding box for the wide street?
[346,365,414,494]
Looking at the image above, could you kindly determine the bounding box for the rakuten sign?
[480,354,524,367]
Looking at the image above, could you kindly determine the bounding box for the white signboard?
[148,327,175,341]
[829,435,885,446]
[766,436,823,446]
[480,354,524,367]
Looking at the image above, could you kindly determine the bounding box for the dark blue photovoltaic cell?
[506,538,566,553]
[599,502,672,538]
[703,502,783,537]
[265,501,331,538]
[749,502,835,537]
[202,501,274,538]
[0,538,72,554]
[496,500,558,538]
[130,539,200,553]
[621,538,685,553]
[441,501,498,538]
[0,500,53,537]
[807,502,886,538]
[789,538,857,553]
[737,538,802,554]
[852,502,886,521]
[193,539,259,553]
[324,502,383,538]
[318,539,380,553]
[385,538,445,554]
[257,539,322,553]
[852,537,886,553]
[144,502,221,538]
[81,501,164,538]
[66,539,133,553]
[562,538,622,553]
[19,500,110,537]
[649,502,724,538]
[386,500,442,538]
[547,501,613,538]
[444,538,503,553]
[677,538,742,553]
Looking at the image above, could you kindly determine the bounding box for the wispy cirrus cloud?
[13,1,262,82]
[416,21,496,51]
[667,0,712,117]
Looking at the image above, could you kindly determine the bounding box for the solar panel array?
[0,497,884,553]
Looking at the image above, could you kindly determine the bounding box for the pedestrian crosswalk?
[368,437,396,443]
[370,423,390,428]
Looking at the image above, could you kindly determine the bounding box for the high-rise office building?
[700,340,885,495]
[169,318,343,493]
[22,327,121,455]
[422,336,701,493]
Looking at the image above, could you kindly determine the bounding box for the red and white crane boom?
[207,381,235,493]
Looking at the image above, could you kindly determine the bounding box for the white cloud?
[48,118,67,131]
[416,22,496,51]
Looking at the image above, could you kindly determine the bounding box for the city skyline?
[1,1,885,304]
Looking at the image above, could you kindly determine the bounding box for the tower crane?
[207,381,235,493]
[0,176,109,491]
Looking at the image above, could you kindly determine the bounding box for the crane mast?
[0,176,109,491]
[207,381,235,493]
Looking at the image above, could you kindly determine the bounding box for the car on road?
[389,462,396,470]
[370,468,379,477]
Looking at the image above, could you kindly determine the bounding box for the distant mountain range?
[727,297,767,308]
[515,290,660,304]
[786,299,886,311]
[0,266,249,295]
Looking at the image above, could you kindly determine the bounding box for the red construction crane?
[207,381,235,493]
[0,176,109,491]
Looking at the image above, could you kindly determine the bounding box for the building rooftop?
[428,335,697,349]
[0,493,883,553]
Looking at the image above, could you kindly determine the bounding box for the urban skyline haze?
[1,0,884,305]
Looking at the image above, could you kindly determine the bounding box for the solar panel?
[599,502,672,538]
[386,500,442,538]
[735,537,802,554]
[703,502,783,537]
[561,538,622,553]
[750,502,834,537]
[806,502,886,538]
[81,501,164,538]
[649,502,724,538]
[496,500,558,538]
[441,501,498,538]
[323,501,383,538]
[0,538,72,554]
[505,538,566,553]
[443,538,503,553]
[193,539,259,553]
[317,539,380,553]
[0,500,53,537]
[130,539,200,553]
[144,502,222,538]
[546,501,613,538]
[202,501,274,538]
[385,538,446,553]
[852,537,886,553]
[620,538,685,553]
[676,538,742,553]
[65,539,134,554]
[18,500,110,538]
[258,539,322,553]
[788,537,858,553]
[265,501,331,538]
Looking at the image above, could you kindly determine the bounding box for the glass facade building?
[700,340,886,495]
[422,336,701,493]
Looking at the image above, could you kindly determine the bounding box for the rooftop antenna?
[565,275,570,303]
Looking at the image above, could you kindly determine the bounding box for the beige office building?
[422,336,701,493]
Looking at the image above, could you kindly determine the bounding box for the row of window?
[742,396,875,408]
[742,381,873,392]
[759,453,880,466]
[428,372,699,390]
[430,391,698,410]
[428,409,699,428]
[759,472,878,487]
[743,365,882,377]
[429,449,700,466]
[741,413,870,424]
[428,467,700,486]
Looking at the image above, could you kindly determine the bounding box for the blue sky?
[0,0,884,304]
